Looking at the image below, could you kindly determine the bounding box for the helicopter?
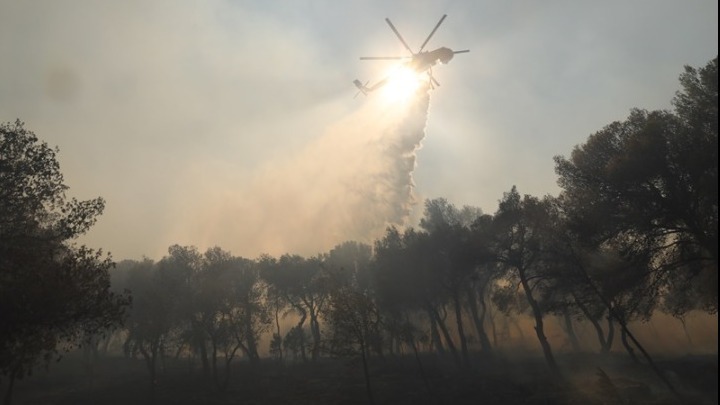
[353,14,469,96]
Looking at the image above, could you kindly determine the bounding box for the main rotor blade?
[419,14,447,52]
[453,49,470,54]
[385,18,415,54]
[359,56,409,60]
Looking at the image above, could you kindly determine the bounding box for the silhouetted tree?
[547,244,616,354]
[258,255,286,363]
[554,57,718,313]
[323,282,381,405]
[226,255,270,366]
[194,248,257,389]
[661,264,716,344]
[158,245,202,374]
[0,121,129,405]
[262,254,330,361]
[123,259,172,388]
[491,187,561,377]
[419,198,486,365]
[325,241,381,355]
[467,212,499,354]
[326,241,373,290]
[373,227,458,362]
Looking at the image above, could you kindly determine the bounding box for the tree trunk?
[360,341,375,405]
[296,309,308,362]
[573,295,615,353]
[605,316,615,352]
[574,263,683,399]
[452,291,470,367]
[562,308,581,352]
[211,337,219,388]
[221,358,231,391]
[274,303,283,361]
[575,298,610,353]
[518,268,561,378]
[159,340,167,374]
[139,340,158,397]
[428,312,445,355]
[620,327,639,363]
[371,315,385,359]
[194,327,210,377]
[410,336,433,397]
[244,312,260,365]
[309,309,322,361]
[467,287,493,354]
[199,340,210,376]
[429,305,460,366]
[612,314,681,399]
[489,308,498,348]
[220,344,241,391]
[677,317,693,346]
[310,311,321,361]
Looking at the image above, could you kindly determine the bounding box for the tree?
[123,259,174,390]
[326,241,373,296]
[491,187,561,377]
[223,255,270,367]
[262,254,330,361]
[554,57,718,312]
[326,243,381,329]
[323,283,382,405]
[257,255,286,362]
[0,121,129,404]
[419,198,485,366]
[194,248,269,388]
[372,227,458,362]
[154,245,207,377]
[544,241,616,354]
[467,213,499,355]
[192,247,245,389]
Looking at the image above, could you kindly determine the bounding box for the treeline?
[107,57,717,389]
[0,57,716,402]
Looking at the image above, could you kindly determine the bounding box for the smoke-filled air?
[180,90,431,257]
[1,1,717,405]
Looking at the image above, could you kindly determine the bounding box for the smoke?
[169,90,431,258]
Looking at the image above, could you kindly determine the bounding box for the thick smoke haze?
[1,1,716,260]
[171,92,431,257]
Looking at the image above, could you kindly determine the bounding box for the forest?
[0,57,717,405]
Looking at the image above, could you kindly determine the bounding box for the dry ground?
[9,351,717,405]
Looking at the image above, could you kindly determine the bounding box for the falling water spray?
[176,90,433,258]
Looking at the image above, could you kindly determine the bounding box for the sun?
[380,65,425,103]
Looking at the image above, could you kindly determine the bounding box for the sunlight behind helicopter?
[380,65,424,103]
[353,14,469,98]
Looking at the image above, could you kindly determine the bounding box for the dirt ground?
[9,351,718,405]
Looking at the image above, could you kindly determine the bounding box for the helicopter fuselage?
[407,47,455,73]
[353,15,467,96]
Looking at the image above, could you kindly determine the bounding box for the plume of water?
[173,90,432,257]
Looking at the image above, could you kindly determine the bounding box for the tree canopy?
[554,57,718,313]
[0,121,129,403]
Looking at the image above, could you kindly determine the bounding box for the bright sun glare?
[381,65,424,103]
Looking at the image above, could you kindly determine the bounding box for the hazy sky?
[1,1,717,260]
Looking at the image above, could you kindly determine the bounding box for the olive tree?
[1,121,129,404]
